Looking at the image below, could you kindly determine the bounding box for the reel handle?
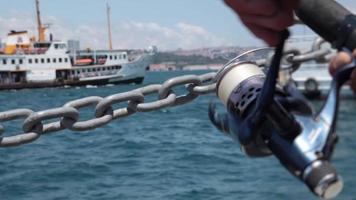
[318,52,356,152]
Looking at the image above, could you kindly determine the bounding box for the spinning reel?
[209,0,356,198]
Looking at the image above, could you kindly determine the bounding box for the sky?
[0,0,354,50]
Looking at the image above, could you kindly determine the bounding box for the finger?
[333,52,352,68]
[280,0,300,11]
[240,9,295,31]
[224,0,279,16]
[329,52,352,74]
[244,23,280,46]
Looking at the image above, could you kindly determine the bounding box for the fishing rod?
[209,0,356,198]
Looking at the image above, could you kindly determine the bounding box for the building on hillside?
[149,62,177,71]
[183,64,223,71]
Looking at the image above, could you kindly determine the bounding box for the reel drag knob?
[303,160,343,199]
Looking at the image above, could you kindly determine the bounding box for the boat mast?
[35,0,46,42]
[107,2,113,50]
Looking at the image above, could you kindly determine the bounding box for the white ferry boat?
[0,1,155,90]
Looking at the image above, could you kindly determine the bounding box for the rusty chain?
[0,37,334,147]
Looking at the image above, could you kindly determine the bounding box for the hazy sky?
[0,0,354,50]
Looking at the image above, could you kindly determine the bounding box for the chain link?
[62,96,112,131]
[283,38,334,72]
[135,84,176,112]
[0,38,336,147]
[0,109,41,147]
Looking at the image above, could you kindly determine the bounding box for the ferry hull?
[0,50,153,90]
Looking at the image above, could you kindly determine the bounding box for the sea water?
[0,71,356,200]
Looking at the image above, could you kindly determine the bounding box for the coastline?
[149,63,223,71]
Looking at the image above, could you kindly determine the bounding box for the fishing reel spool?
[210,29,356,198]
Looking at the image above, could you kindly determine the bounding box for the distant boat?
[0,0,156,90]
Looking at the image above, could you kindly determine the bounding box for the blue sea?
[1,71,356,200]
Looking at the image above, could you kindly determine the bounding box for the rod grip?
[296,0,356,50]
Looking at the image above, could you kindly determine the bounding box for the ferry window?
[88,69,92,72]
[53,58,57,63]
[34,43,51,48]
[114,55,117,60]
[93,68,96,72]
[82,69,85,73]
[123,54,126,59]
[35,58,38,63]
[19,59,23,64]
[64,58,68,63]
[11,59,15,65]
[59,58,62,63]
[110,55,112,60]
[54,44,59,49]
[3,59,6,65]
[28,59,32,64]
[41,58,45,63]
[118,54,122,59]
[47,58,51,63]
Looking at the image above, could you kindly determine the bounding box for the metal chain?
[282,38,335,72]
[0,72,217,147]
[237,38,334,73]
[0,38,335,148]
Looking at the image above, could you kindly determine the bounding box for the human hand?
[329,50,356,93]
[224,0,299,46]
